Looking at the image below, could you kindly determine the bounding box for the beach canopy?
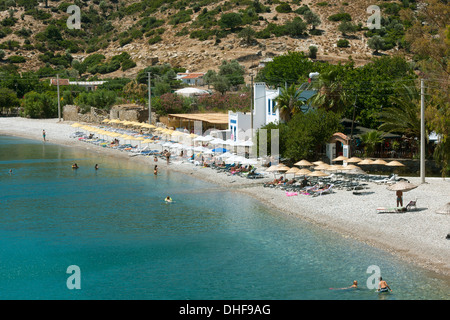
[332,156,348,162]
[266,165,282,172]
[212,147,228,153]
[347,157,362,163]
[174,87,209,97]
[294,159,313,166]
[307,170,328,177]
[71,123,82,127]
[385,160,405,167]
[372,159,388,165]
[297,168,311,175]
[387,181,418,192]
[436,203,450,215]
[312,161,325,165]
[286,167,300,174]
[358,159,374,165]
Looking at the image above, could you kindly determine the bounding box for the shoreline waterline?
[0,117,449,284]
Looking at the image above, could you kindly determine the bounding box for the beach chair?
[376,207,407,214]
[374,174,398,185]
[405,198,417,211]
[312,184,334,197]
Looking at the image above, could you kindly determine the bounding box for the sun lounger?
[312,184,334,197]
[405,199,417,211]
[376,207,407,214]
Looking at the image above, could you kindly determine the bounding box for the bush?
[275,3,292,13]
[337,39,350,47]
[328,13,352,22]
[7,55,26,63]
[148,35,162,45]
[21,91,57,118]
[308,46,318,59]
[121,59,136,71]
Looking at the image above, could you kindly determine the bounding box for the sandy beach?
[1,117,449,281]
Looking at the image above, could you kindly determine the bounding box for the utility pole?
[420,78,425,184]
[148,72,151,125]
[250,73,254,135]
[350,95,357,157]
[57,74,61,122]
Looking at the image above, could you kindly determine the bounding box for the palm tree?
[274,84,305,122]
[378,84,421,139]
[308,69,350,114]
[360,130,384,157]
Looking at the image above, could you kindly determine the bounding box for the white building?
[228,77,318,142]
[176,72,205,86]
[228,83,280,142]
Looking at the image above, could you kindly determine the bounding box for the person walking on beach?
[377,277,392,293]
[396,190,403,207]
[42,130,46,142]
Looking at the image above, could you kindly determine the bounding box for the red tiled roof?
[50,79,70,86]
[179,73,204,79]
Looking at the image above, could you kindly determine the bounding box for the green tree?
[378,84,420,139]
[218,60,245,88]
[219,12,242,30]
[0,87,19,113]
[368,35,385,54]
[308,69,350,114]
[303,10,321,30]
[284,109,342,160]
[21,91,57,118]
[274,84,305,122]
[338,21,357,36]
[360,130,384,157]
[238,26,256,45]
[256,51,314,86]
[285,17,307,37]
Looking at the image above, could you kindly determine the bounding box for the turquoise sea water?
[0,135,449,300]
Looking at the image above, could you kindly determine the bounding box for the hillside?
[0,0,414,80]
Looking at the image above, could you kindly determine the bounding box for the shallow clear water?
[0,135,449,300]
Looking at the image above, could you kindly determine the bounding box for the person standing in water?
[95,164,99,170]
[154,165,158,175]
[378,277,392,293]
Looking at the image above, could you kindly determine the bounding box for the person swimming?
[72,163,79,169]
[164,196,172,203]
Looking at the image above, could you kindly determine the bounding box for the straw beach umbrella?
[347,157,362,163]
[297,168,311,177]
[294,159,313,167]
[307,170,329,177]
[372,159,388,165]
[332,156,348,162]
[387,181,418,192]
[385,160,405,167]
[358,159,374,165]
[436,203,450,215]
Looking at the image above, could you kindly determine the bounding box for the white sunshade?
[174,87,210,97]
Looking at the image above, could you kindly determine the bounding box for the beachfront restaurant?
[163,113,229,134]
